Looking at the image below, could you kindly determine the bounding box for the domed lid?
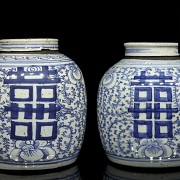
[0,38,59,51]
[124,42,179,56]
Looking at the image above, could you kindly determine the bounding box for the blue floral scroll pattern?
[0,61,87,164]
[97,65,180,160]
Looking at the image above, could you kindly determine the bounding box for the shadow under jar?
[97,42,180,168]
[0,38,87,170]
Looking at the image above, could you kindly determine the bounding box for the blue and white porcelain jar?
[97,42,180,167]
[0,38,87,170]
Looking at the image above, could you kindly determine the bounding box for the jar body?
[97,58,180,167]
[0,53,87,170]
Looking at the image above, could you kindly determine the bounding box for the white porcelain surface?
[0,38,59,51]
[124,42,179,56]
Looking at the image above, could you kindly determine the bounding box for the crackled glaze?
[97,43,180,167]
[0,39,87,170]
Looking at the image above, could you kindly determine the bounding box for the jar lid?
[0,38,59,52]
[124,42,179,56]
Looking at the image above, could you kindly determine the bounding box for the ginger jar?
[97,42,180,167]
[0,38,87,170]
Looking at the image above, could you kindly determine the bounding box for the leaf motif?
[146,146,161,155]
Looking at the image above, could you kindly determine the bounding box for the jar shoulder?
[0,53,73,62]
[103,57,180,74]
[115,57,180,66]
[0,53,75,66]
[99,57,180,89]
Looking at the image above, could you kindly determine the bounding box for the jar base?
[0,157,77,170]
[107,155,180,168]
